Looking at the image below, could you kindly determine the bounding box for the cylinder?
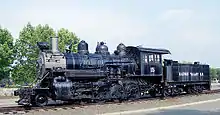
[50,37,59,53]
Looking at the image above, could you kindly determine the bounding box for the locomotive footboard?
[15,87,50,106]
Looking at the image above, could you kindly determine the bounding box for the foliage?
[210,67,220,80]
[181,61,192,64]
[57,28,80,52]
[11,23,80,84]
[0,27,14,80]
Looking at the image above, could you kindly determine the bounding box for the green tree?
[0,27,14,80]
[216,68,220,79]
[182,61,192,64]
[57,28,80,52]
[12,23,55,84]
[12,23,80,84]
[210,68,218,79]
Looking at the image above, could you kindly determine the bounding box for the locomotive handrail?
[33,71,50,88]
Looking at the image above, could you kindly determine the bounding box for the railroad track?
[1,89,220,115]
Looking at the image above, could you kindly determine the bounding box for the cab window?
[144,54,148,63]
[143,53,161,63]
[155,54,161,63]
[149,54,154,62]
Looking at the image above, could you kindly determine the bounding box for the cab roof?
[126,46,171,54]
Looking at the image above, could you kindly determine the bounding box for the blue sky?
[0,0,220,67]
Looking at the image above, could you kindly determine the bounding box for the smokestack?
[50,37,59,53]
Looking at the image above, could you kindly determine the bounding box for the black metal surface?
[53,77,73,100]
[164,59,210,83]
[95,42,110,55]
[37,42,49,51]
[78,40,89,55]
[15,38,211,106]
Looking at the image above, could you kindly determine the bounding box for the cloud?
[158,9,193,21]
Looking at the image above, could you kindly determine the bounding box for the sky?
[0,0,220,67]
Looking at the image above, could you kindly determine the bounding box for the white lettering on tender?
[178,72,204,76]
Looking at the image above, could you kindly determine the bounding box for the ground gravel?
[24,93,220,115]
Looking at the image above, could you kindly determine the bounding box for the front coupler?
[14,87,34,106]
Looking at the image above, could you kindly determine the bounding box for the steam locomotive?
[14,37,211,106]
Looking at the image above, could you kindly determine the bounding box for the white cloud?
[158,9,193,21]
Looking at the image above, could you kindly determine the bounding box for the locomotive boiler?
[14,37,211,106]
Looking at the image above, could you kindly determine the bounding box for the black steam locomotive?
[14,37,210,106]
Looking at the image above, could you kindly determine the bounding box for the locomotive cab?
[139,47,170,76]
[126,46,170,76]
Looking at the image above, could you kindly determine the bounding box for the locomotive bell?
[50,37,59,53]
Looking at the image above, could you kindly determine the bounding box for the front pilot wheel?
[35,94,48,107]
